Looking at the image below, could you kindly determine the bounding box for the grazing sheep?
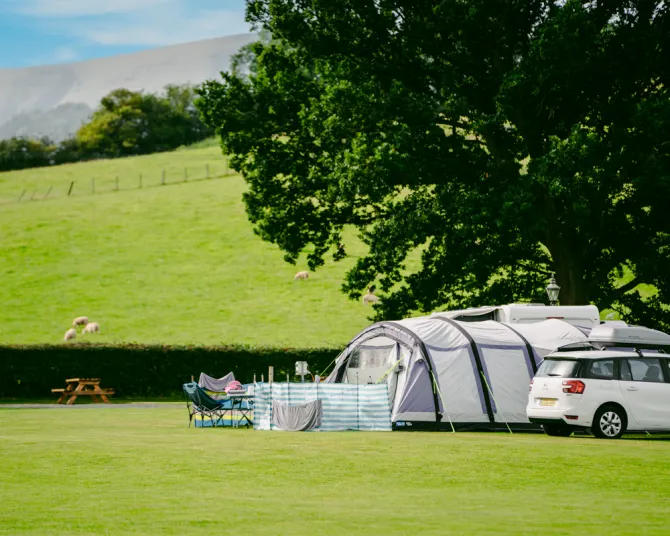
[72,316,89,328]
[82,322,100,334]
[294,271,310,280]
[64,329,77,341]
[362,286,379,304]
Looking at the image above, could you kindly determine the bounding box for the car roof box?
[588,324,670,349]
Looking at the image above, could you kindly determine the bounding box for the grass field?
[0,406,668,535]
[0,145,373,347]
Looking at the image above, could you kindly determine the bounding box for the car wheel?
[542,422,573,437]
[592,405,626,439]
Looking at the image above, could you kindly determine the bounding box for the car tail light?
[562,380,585,394]
[529,379,534,392]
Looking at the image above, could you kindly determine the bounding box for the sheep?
[72,316,89,328]
[362,286,379,304]
[82,322,100,334]
[294,271,310,280]
[64,329,77,341]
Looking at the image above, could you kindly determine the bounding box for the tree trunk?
[553,263,590,306]
[543,195,590,306]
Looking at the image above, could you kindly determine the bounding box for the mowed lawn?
[0,146,373,347]
[0,406,667,535]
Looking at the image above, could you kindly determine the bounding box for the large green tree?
[198,0,670,328]
[78,86,210,157]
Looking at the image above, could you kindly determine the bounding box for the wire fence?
[0,162,236,206]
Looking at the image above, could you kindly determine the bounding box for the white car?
[527,324,670,439]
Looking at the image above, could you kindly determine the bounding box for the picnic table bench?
[51,378,115,405]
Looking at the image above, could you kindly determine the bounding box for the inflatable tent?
[325,316,587,431]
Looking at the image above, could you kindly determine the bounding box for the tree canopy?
[197,0,670,329]
[77,85,211,157]
[0,84,212,173]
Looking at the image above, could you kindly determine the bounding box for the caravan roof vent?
[588,324,670,350]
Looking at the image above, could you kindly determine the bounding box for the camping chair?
[183,382,231,427]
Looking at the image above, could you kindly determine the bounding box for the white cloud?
[52,46,78,62]
[5,0,251,48]
[79,9,251,46]
[9,0,173,17]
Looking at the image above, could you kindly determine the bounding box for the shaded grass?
[0,406,668,535]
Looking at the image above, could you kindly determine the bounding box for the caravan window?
[536,358,581,378]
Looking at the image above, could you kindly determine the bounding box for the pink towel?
[226,380,244,392]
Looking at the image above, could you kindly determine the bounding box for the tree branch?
[517,261,553,277]
[613,277,640,297]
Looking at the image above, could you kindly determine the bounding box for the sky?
[0,0,253,68]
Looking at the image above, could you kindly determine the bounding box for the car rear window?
[536,358,581,378]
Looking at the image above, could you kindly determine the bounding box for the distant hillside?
[0,33,257,141]
[0,103,93,143]
[0,145,373,347]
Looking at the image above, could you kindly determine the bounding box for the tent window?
[349,347,393,369]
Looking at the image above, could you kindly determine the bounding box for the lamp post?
[546,273,561,306]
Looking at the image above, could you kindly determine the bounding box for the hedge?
[0,344,340,399]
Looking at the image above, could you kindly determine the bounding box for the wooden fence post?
[115,176,119,191]
[139,174,142,189]
[91,178,95,194]
[161,170,166,185]
[44,186,53,199]
[206,164,209,178]
[17,190,26,202]
[68,182,74,196]
[30,190,37,201]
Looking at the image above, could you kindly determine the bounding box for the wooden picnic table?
[51,378,115,405]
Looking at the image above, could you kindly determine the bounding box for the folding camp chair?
[183,382,232,427]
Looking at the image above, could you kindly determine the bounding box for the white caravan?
[435,304,600,331]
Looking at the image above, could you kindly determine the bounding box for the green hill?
[0,145,373,347]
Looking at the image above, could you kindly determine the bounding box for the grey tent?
[326,317,587,431]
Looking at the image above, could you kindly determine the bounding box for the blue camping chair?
[183,382,231,427]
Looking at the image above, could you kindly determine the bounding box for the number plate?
[539,398,558,407]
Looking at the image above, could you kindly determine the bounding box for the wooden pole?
[161,170,166,185]
[91,178,95,194]
[30,190,37,201]
[115,176,119,191]
[17,190,26,202]
[44,186,53,199]
[206,164,209,178]
[67,182,74,196]
[268,366,274,384]
[139,174,142,189]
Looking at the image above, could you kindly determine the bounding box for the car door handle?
[627,386,639,391]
